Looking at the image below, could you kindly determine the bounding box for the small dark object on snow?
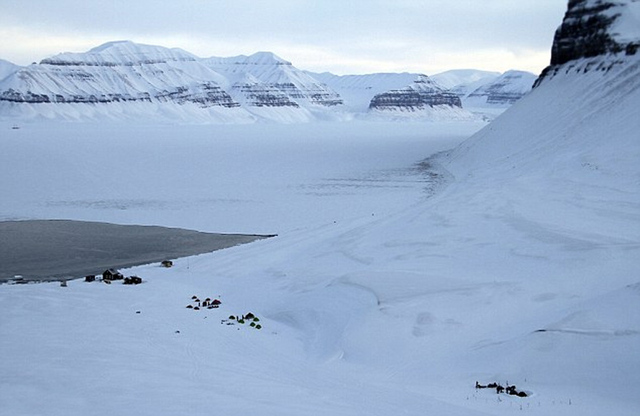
[186,305,193,309]
[103,268,124,281]
[136,311,141,314]
[123,276,142,285]
[477,382,528,398]
[84,275,96,282]
[161,260,173,268]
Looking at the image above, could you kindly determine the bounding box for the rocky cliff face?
[368,75,462,111]
[536,0,640,85]
[231,82,300,108]
[551,0,638,66]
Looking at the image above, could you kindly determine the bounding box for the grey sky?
[0,0,567,75]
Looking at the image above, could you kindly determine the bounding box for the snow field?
[1,52,639,416]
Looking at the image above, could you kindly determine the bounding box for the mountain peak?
[246,51,291,65]
[214,52,291,66]
[88,40,139,53]
[550,0,640,66]
[41,40,197,66]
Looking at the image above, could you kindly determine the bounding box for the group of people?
[475,381,528,397]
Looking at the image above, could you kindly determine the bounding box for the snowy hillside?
[1,1,639,415]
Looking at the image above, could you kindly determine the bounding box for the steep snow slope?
[0,59,19,82]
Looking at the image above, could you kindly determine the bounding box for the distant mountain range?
[0,41,536,123]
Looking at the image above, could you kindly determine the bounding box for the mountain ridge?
[0,41,533,123]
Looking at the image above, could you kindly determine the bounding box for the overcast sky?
[0,0,567,75]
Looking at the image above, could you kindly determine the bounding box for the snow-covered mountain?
[0,41,258,123]
[0,42,525,123]
[204,52,343,108]
[310,72,422,112]
[311,72,476,120]
[431,69,537,112]
[368,75,461,110]
[366,75,476,120]
[1,42,471,123]
[0,41,350,123]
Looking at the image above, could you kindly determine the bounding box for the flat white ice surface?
[0,109,638,415]
[0,121,480,234]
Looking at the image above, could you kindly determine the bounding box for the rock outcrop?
[550,0,638,66]
[536,0,640,86]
